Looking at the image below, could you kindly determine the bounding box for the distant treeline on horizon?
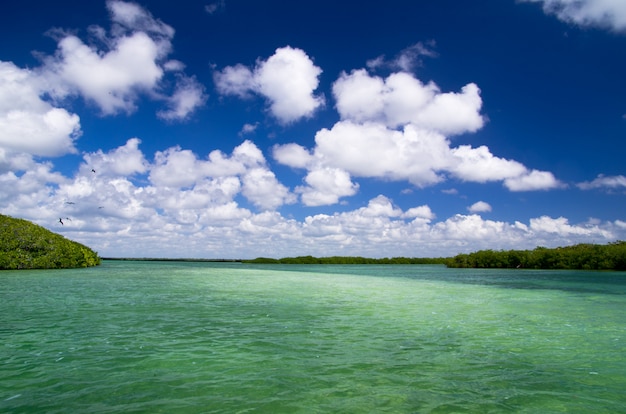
[446,241,626,271]
[101,241,626,271]
[244,242,626,270]
[243,256,447,265]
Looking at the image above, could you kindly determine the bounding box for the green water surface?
[1,261,625,413]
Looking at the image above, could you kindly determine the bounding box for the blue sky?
[1,0,625,258]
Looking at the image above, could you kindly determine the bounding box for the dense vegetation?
[243,256,448,264]
[446,242,626,270]
[245,243,626,271]
[0,214,101,270]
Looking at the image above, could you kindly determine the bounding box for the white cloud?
[307,122,451,187]
[83,137,148,177]
[298,167,359,207]
[148,139,294,210]
[0,62,81,157]
[214,46,325,124]
[450,145,527,182]
[37,1,205,119]
[332,70,484,135]
[242,167,295,211]
[1,2,213,160]
[44,32,164,115]
[107,0,175,41]
[273,143,313,169]
[274,120,561,205]
[213,64,255,98]
[402,205,435,220]
[504,169,563,191]
[520,0,626,32]
[468,201,492,213]
[150,140,258,188]
[529,215,608,236]
[157,75,207,121]
[1,139,621,258]
[577,174,626,191]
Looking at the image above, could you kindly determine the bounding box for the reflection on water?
[1,261,625,413]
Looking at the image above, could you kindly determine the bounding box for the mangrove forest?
[0,214,101,270]
[446,242,626,270]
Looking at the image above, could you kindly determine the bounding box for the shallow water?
[1,261,625,413]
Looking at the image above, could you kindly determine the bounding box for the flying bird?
[65,201,75,205]
[59,218,64,225]
[91,169,96,173]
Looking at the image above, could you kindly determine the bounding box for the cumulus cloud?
[0,136,621,258]
[274,120,561,205]
[148,139,294,210]
[402,205,435,220]
[450,145,527,182]
[529,215,613,238]
[0,62,81,157]
[242,167,296,210]
[504,169,564,191]
[269,61,565,206]
[468,201,492,213]
[577,174,626,191]
[0,1,206,163]
[520,0,626,32]
[332,69,484,135]
[38,0,205,120]
[214,46,325,124]
[297,167,359,207]
[83,137,149,177]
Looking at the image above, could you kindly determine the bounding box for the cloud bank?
[0,137,619,259]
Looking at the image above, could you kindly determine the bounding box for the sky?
[1,0,625,259]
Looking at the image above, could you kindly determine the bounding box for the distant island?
[1,214,101,270]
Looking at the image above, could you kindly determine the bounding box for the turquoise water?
[1,261,625,413]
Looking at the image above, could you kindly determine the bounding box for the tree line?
[1,214,101,270]
[244,242,626,271]
[244,256,448,265]
[445,242,626,270]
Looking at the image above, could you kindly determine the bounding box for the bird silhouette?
[91,169,96,173]
[59,218,64,225]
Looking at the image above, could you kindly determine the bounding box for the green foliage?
[0,214,101,270]
[446,241,626,271]
[243,256,448,265]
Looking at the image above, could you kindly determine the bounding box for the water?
[1,261,625,413]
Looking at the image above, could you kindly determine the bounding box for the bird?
[65,201,75,205]
[91,169,96,173]
[59,218,64,225]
